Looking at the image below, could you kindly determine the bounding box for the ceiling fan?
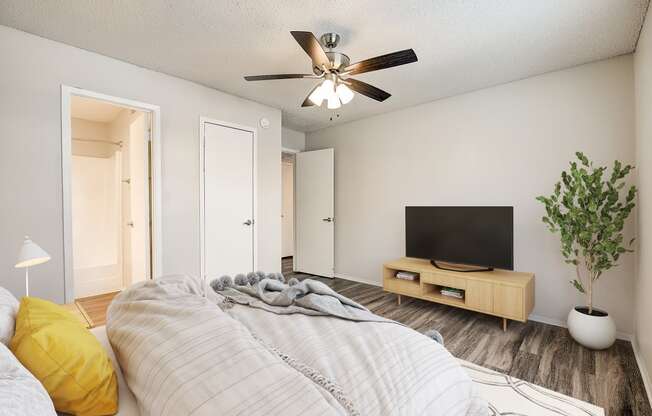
[244,31,418,109]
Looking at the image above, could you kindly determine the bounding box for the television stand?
[383,257,534,331]
[431,260,493,273]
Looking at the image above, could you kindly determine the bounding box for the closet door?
[203,122,255,278]
[295,149,334,277]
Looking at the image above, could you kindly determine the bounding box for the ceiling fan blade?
[346,78,391,102]
[290,31,331,69]
[344,49,418,76]
[244,74,314,81]
[301,84,321,107]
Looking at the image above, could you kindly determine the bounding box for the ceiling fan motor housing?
[313,51,350,74]
[310,32,350,74]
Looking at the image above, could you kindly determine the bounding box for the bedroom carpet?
[85,273,649,416]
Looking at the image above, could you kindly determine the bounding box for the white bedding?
[106,275,486,416]
[0,342,56,416]
[90,326,140,416]
[225,303,485,415]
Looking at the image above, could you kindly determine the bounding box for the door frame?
[199,117,258,280]
[281,147,299,270]
[61,85,163,303]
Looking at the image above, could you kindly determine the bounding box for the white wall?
[635,12,652,388]
[71,116,126,298]
[0,25,282,302]
[71,152,122,297]
[71,118,114,157]
[282,127,305,151]
[307,55,637,333]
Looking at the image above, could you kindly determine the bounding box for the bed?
[105,274,486,415]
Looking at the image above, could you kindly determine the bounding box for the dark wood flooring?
[282,256,293,274]
[288,272,651,416]
[84,259,650,416]
[76,291,120,327]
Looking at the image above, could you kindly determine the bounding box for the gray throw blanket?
[217,278,395,324]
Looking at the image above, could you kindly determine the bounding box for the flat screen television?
[405,206,513,271]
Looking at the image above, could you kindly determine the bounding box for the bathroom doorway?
[61,87,161,303]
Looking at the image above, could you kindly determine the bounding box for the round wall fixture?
[259,117,270,129]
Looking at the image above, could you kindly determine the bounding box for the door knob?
[243,219,253,226]
[322,217,333,222]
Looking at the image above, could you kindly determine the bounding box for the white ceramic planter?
[567,306,616,350]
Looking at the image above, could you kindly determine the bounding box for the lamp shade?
[15,236,50,268]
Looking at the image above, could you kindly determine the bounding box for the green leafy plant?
[536,152,637,315]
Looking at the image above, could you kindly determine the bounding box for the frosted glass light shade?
[336,84,354,104]
[320,79,335,95]
[327,94,341,109]
[15,236,50,268]
[308,85,326,106]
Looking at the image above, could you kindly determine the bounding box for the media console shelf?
[383,257,534,331]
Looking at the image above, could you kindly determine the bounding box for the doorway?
[281,151,295,274]
[200,118,257,280]
[61,86,162,303]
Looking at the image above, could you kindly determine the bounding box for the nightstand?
[61,302,95,329]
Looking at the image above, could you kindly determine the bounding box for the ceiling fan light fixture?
[327,93,341,109]
[244,31,416,108]
[336,83,354,104]
[321,78,335,94]
[308,85,326,106]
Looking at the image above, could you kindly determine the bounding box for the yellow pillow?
[10,297,117,416]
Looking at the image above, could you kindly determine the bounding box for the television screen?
[405,206,513,270]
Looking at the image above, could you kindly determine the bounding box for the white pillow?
[0,342,56,416]
[0,287,19,345]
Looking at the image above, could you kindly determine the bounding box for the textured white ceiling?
[71,96,124,123]
[0,0,648,131]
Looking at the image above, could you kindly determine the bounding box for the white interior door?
[128,112,150,283]
[281,159,294,258]
[203,122,255,278]
[295,149,334,277]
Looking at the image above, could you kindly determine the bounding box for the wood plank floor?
[282,256,293,274]
[79,269,651,416]
[291,273,651,416]
[76,291,119,327]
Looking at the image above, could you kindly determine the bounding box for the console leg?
[502,318,507,332]
[397,294,401,306]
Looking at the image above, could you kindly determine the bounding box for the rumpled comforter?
[106,275,486,416]
[219,278,395,323]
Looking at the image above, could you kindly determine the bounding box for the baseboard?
[334,273,382,287]
[631,336,652,405]
[528,314,632,341]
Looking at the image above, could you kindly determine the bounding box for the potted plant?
[536,152,636,350]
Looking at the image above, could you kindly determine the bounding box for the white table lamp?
[15,236,50,297]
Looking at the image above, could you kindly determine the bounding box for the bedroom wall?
[282,127,306,151]
[634,11,652,389]
[307,55,637,334]
[0,25,282,303]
